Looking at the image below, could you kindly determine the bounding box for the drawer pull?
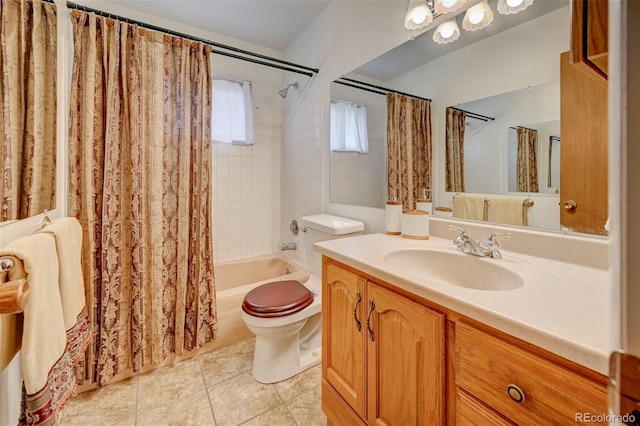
[366,299,375,342]
[353,291,362,331]
[506,384,525,403]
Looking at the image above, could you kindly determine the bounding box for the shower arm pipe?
[336,77,432,102]
[66,2,319,77]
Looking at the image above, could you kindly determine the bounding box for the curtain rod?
[449,107,495,122]
[65,1,319,77]
[509,125,536,132]
[336,77,432,102]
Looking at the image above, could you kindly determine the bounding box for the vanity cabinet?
[322,259,445,425]
[456,321,608,426]
[321,256,608,426]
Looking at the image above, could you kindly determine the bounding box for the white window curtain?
[212,78,254,145]
[330,100,369,153]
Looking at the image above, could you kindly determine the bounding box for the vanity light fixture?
[434,0,466,15]
[497,0,534,15]
[462,0,494,31]
[404,0,434,30]
[432,19,460,44]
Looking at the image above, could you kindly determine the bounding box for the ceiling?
[108,0,333,51]
[354,0,568,81]
[105,0,566,80]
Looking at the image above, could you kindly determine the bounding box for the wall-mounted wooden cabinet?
[571,0,608,81]
[560,51,608,235]
[321,257,608,425]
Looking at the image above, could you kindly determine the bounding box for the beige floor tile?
[273,363,321,402]
[136,389,215,426]
[113,416,136,425]
[199,338,255,387]
[286,385,326,426]
[240,404,297,426]
[207,372,282,426]
[137,357,205,414]
[60,377,138,425]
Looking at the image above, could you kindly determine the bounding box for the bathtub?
[212,253,310,350]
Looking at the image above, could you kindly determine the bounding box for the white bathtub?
[212,254,310,350]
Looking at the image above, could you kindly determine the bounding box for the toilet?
[240,214,364,383]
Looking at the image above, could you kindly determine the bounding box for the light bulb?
[442,0,458,7]
[506,0,524,6]
[440,25,455,38]
[411,5,429,24]
[468,10,485,24]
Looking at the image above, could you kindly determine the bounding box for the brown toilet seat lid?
[242,280,313,318]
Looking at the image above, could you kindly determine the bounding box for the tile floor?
[60,338,326,426]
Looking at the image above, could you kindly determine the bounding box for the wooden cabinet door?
[560,51,608,234]
[365,282,445,425]
[571,0,608,81]
[322,260,367,419]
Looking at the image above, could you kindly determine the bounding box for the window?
[212,77,254,145]
[330,100,369,153]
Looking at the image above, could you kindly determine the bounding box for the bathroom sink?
[383,249,524,291]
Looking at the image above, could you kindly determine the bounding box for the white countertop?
[315,233,612,375]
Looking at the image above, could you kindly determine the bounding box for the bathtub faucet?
[281,242,297,251]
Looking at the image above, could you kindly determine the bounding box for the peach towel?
[38,217,86,330]
[489,198,527,226]
[453,194,487,221]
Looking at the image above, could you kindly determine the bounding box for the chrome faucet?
[281,242,297,251]
[448,226,511,259]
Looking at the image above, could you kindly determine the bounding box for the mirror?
[329,0,571,233]
[329,81,387,209]
[448,81,560,195]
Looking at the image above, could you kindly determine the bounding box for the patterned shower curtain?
[517,127,539,192]
[386,93,432,210]
[0,0,57,222]
[68,11,217,386]
[445,107,466,193]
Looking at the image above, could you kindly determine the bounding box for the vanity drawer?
[456,322,608,426]
[456,389,514,426]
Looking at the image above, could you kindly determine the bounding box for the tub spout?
[281,242,297,251]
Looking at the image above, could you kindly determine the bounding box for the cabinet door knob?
[506,384,525,403]
[563,200,578,211]
[353,291,362,332]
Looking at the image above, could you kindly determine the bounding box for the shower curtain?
[0,0,57,222]
[68,11,217,386]
[386,93,432,210]
[517,127,539,192]
[445,107,466,193]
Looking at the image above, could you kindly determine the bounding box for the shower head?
[279,82,299,99]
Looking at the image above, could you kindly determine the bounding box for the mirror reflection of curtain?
[386,93,431,210]
[0,0,57,222]
[517,127,539,192]
[69,11,217,386]
[445,107,465,192]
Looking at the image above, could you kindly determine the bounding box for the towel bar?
[523,198,534,207]
[0,255,29,313]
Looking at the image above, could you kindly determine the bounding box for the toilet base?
[251,314,322,384]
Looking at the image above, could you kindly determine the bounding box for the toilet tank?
[300,214,364,277]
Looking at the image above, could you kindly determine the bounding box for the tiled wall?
[212,109,282,262]
[281,98,323,267]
